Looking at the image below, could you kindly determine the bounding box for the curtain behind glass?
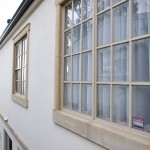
[98,47,110,81]
[133,86,150,131]
[97,85,110,120]
[133,0,150,37]
[133,38,150,81]
[113,2,129,42]
[97,0,110,12]
[82,52,92,81]
[98,11,110,46]
[73,55,80,81]
[65,3,72,29]
[113,43,129,81]
[64,84,71,109]
[73,84,80,111]
[83,20,92,50]
[113,85,129,125]
[82,84,92,115]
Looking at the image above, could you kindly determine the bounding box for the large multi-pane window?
[64,0,93,115]
[63,0,150,132]
[15,37,27,96]
[12,24,30,107]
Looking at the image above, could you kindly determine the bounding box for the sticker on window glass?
[132,117,144,131]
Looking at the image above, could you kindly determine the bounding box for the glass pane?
[21,54,25,67]
[24,82,26,96]
[133,38,150,81]
[83,0,92,20]
[24,53,26,67]
[97,0,110,12]
[21,82,25,96]
[65,30,72,55]
[16,81,20,94]
[64,57,71,81]
[24,67,26,81]
[73,55,80,81]
[74,0,81,24]
[113,43,129,81]
[112,0,121,5]
[21,68,26,81]
[82,52,92,81]
[133,86,150,132]
[97,85,110,121]
[16,43,21,56]
[15,70,21,81]
[22,39,25,53]
[133,0,150,37]
[24,38,27,53]
[16,57,21,69]
[113,85,129,125]
[64,84,71,109]
[21,68,24,81]
[73,25,81,53]
[83,20,92,50]
[82,84,92,115]
[98,11,110,46]
[113,2,129,42]
[65,3,72,29]
[98,47,110,81]
[72,84,80,111]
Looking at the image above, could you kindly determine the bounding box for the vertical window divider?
[92,0,96,120]
[71,1,74,110]
[61,6,65,110]
[79,0,83,113]
[110,0,113,122]
[129,0,133,128]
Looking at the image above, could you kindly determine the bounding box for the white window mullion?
[129,0,132,128]
[92,0,95,119]
[110,0,113,122]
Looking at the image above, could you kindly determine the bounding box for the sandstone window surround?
[53,0,150,150]
[12,24,30,108]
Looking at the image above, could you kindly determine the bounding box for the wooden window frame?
[12,24,30,108]
[53,0,150,150]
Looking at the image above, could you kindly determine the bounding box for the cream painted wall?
[0,0,106,150]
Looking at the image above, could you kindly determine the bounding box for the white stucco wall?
[0,0,106,150]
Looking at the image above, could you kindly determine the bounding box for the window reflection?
[133,38,150,81]
[113,2,129,42]
[83,0,93,20]
[65,30,72,55]
[73,25,81,53]
[82,84,92,115]
[97,85,110,121]
[133,0,150,37]
[74,0,81,24]
[82,52,92,81]
[133,86,150,132]
[97,0,110,12]
[113,43,129,81]
[113,85,129,125]
[82,20,92,50]
[64,84,71,109]
[98,47,110,81]
[72,84,80,111]
[98,11,110,46]
[65,3,72,29]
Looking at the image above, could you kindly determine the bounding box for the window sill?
[12,94,28,108]
[53,110,150,150]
